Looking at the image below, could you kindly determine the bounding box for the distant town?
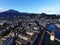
[0,9,60,45]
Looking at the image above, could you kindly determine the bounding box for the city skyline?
[0,0,60,14]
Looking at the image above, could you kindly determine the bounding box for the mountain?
[0,9,29,17]
[0,9,60,19]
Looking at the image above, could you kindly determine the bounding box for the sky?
[0,0,60,14]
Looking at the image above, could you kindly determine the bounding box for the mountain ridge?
[0,9,60,19]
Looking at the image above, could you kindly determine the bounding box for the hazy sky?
[0,0,60,14]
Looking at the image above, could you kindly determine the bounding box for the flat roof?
[16,37,30,45]
[18,31,38,42]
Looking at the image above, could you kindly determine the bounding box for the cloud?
[0,8,5,12]
[36,7,60,14]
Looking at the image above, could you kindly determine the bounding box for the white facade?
[18,34,28,41]
[26,31,34,36]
